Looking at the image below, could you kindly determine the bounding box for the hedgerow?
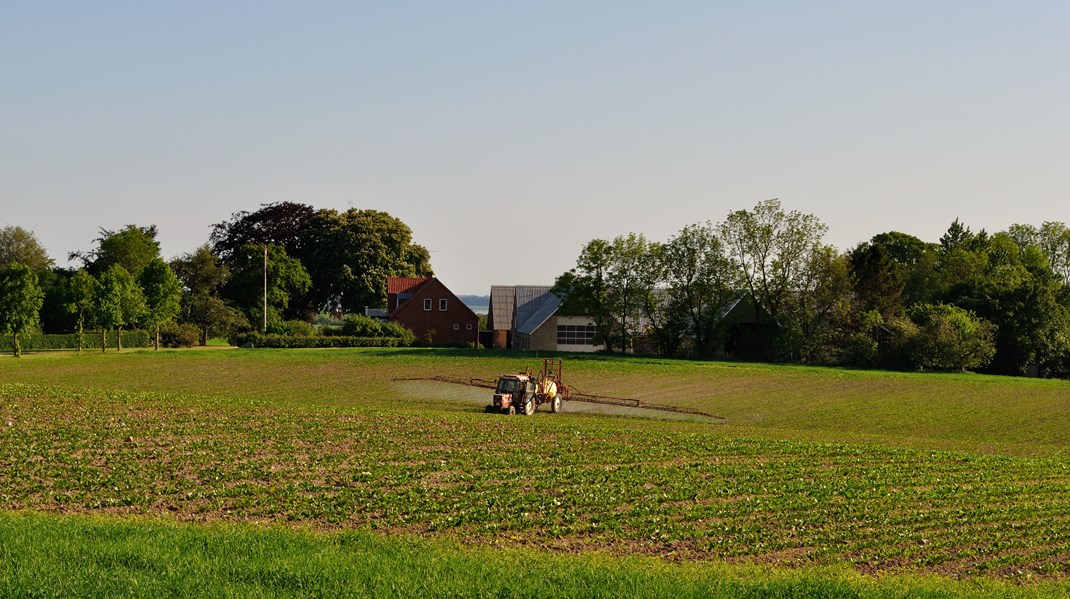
[228,333,413,348]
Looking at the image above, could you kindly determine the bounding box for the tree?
[0,226,54,273]
[848,242,904,318]
[908,303,996,372]
[299,209,433,315]
[67,269,98,351]
[719,199,828,328]
[660,222,738,357]
[72,225,161,279]
[602,234,659,352]
[553,239,617,352]
[223,244,311,331]
[94,265,146,352]
[172,245,243,345]
[210,202,318,264]
[138,258,183,350]
[0,263,45,357]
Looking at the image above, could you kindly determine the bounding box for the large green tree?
[299,209,433,315]
[172,245,246,345]
[224,244,311,332]
[94,265,146,352]
[0,263,45,357]
[209,202,317,264]
[139,258,183,350]
[659,223,739,357]
[73,225,162,279]
[67,269,98,351]
[0,226,54,273]
[719,199,828,327]
[553,239,617,352]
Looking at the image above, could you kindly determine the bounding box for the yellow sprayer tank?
[540,379,557,399]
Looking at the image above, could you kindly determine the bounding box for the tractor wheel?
[507,406,516,416]
[522,399,535,416]
[551,395,562,413]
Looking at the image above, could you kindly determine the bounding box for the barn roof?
[515,286,561,335]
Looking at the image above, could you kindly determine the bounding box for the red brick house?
[386,277,479,346]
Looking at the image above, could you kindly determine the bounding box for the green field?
[2,348,1070,596]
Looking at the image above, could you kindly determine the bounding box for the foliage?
[66,269,97,350]
[553,239,616,351]
[720,198,829,327]
[228,333,412,348]
[209,201,318,264]
[849,242,904,317]
[0,263,45,356]
[299,208,433,314]
[158,322,200,348]
[0,226,54,273]
[273,319,317,336]
[171,246,237,345]
[138,259,183,350]
[223,243,311,331]
[907,303,996,371]
[73,225,161,279]
[0,330,149,351]
[93,265,147,351]
[659,222,739,357]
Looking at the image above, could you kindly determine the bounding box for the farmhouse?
[384,277,479,346]
[487,285,603,352]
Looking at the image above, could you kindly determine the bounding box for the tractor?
[486,358,568,416]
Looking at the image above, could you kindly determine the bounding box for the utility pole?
[263,244,268,333]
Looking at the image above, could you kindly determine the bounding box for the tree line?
[553,199,1070,376]
[0,203,431,355]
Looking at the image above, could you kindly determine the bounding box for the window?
[423,299,432,311]
[439,298,448,311]
[557,324,598,345]
[466,324,473,331]
[452,323,460,331]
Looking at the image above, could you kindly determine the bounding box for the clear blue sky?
[3,1,1068,294]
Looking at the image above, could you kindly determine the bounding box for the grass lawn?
[2,348,1070,595]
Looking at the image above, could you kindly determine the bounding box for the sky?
[3,1,1069,295]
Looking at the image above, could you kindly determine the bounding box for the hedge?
[228,333,413,349]
[0,330,151,351]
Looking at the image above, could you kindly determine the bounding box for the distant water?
[466,304,489,315]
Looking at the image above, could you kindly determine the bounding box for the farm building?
[384,277,479,346]
[487,285,603,352]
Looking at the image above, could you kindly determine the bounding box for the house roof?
[514,286,562,335]
[387,277,431,295]
[488,285,515,331]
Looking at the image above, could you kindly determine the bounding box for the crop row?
[2,383,1069,580]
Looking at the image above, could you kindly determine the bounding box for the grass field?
[2,348,1070,596]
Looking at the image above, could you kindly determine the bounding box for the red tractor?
[486,358,568,416]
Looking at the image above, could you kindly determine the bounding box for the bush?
[281,320,317,336]
[908,303,996,372]
[0,330,151,351]
[342,314,383,337]
[159,322,200,348]
[227,333,414,349]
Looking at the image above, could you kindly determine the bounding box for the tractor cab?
[490,374,534,415]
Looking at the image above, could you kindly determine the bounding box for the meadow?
[2,348,1070,597]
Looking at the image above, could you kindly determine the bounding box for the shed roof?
[488,285,515,331]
